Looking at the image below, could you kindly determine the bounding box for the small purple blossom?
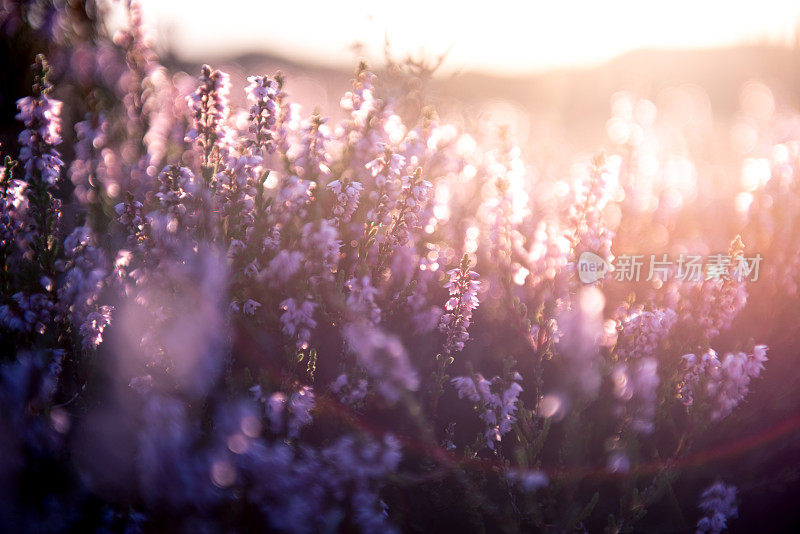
[327,178,363,224]
[16,92,63,187]
[681,345,768,420]
[439,256,481,354]
[451,372,523,450]
[242,299,261,316]
[79,305,114,351]
[245,75,280,155]
[280,298,317,350]
[186,64,234,169]
[696,481,738,534]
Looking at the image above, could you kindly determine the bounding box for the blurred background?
[7,0,800,171]
[134,0,800,154]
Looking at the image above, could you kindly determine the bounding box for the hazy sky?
[138,0,800,75]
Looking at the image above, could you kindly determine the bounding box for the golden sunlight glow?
[139,0,800,74]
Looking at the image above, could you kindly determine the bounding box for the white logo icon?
[577,251,613,283]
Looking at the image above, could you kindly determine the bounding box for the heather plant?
[0,2,797,533]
